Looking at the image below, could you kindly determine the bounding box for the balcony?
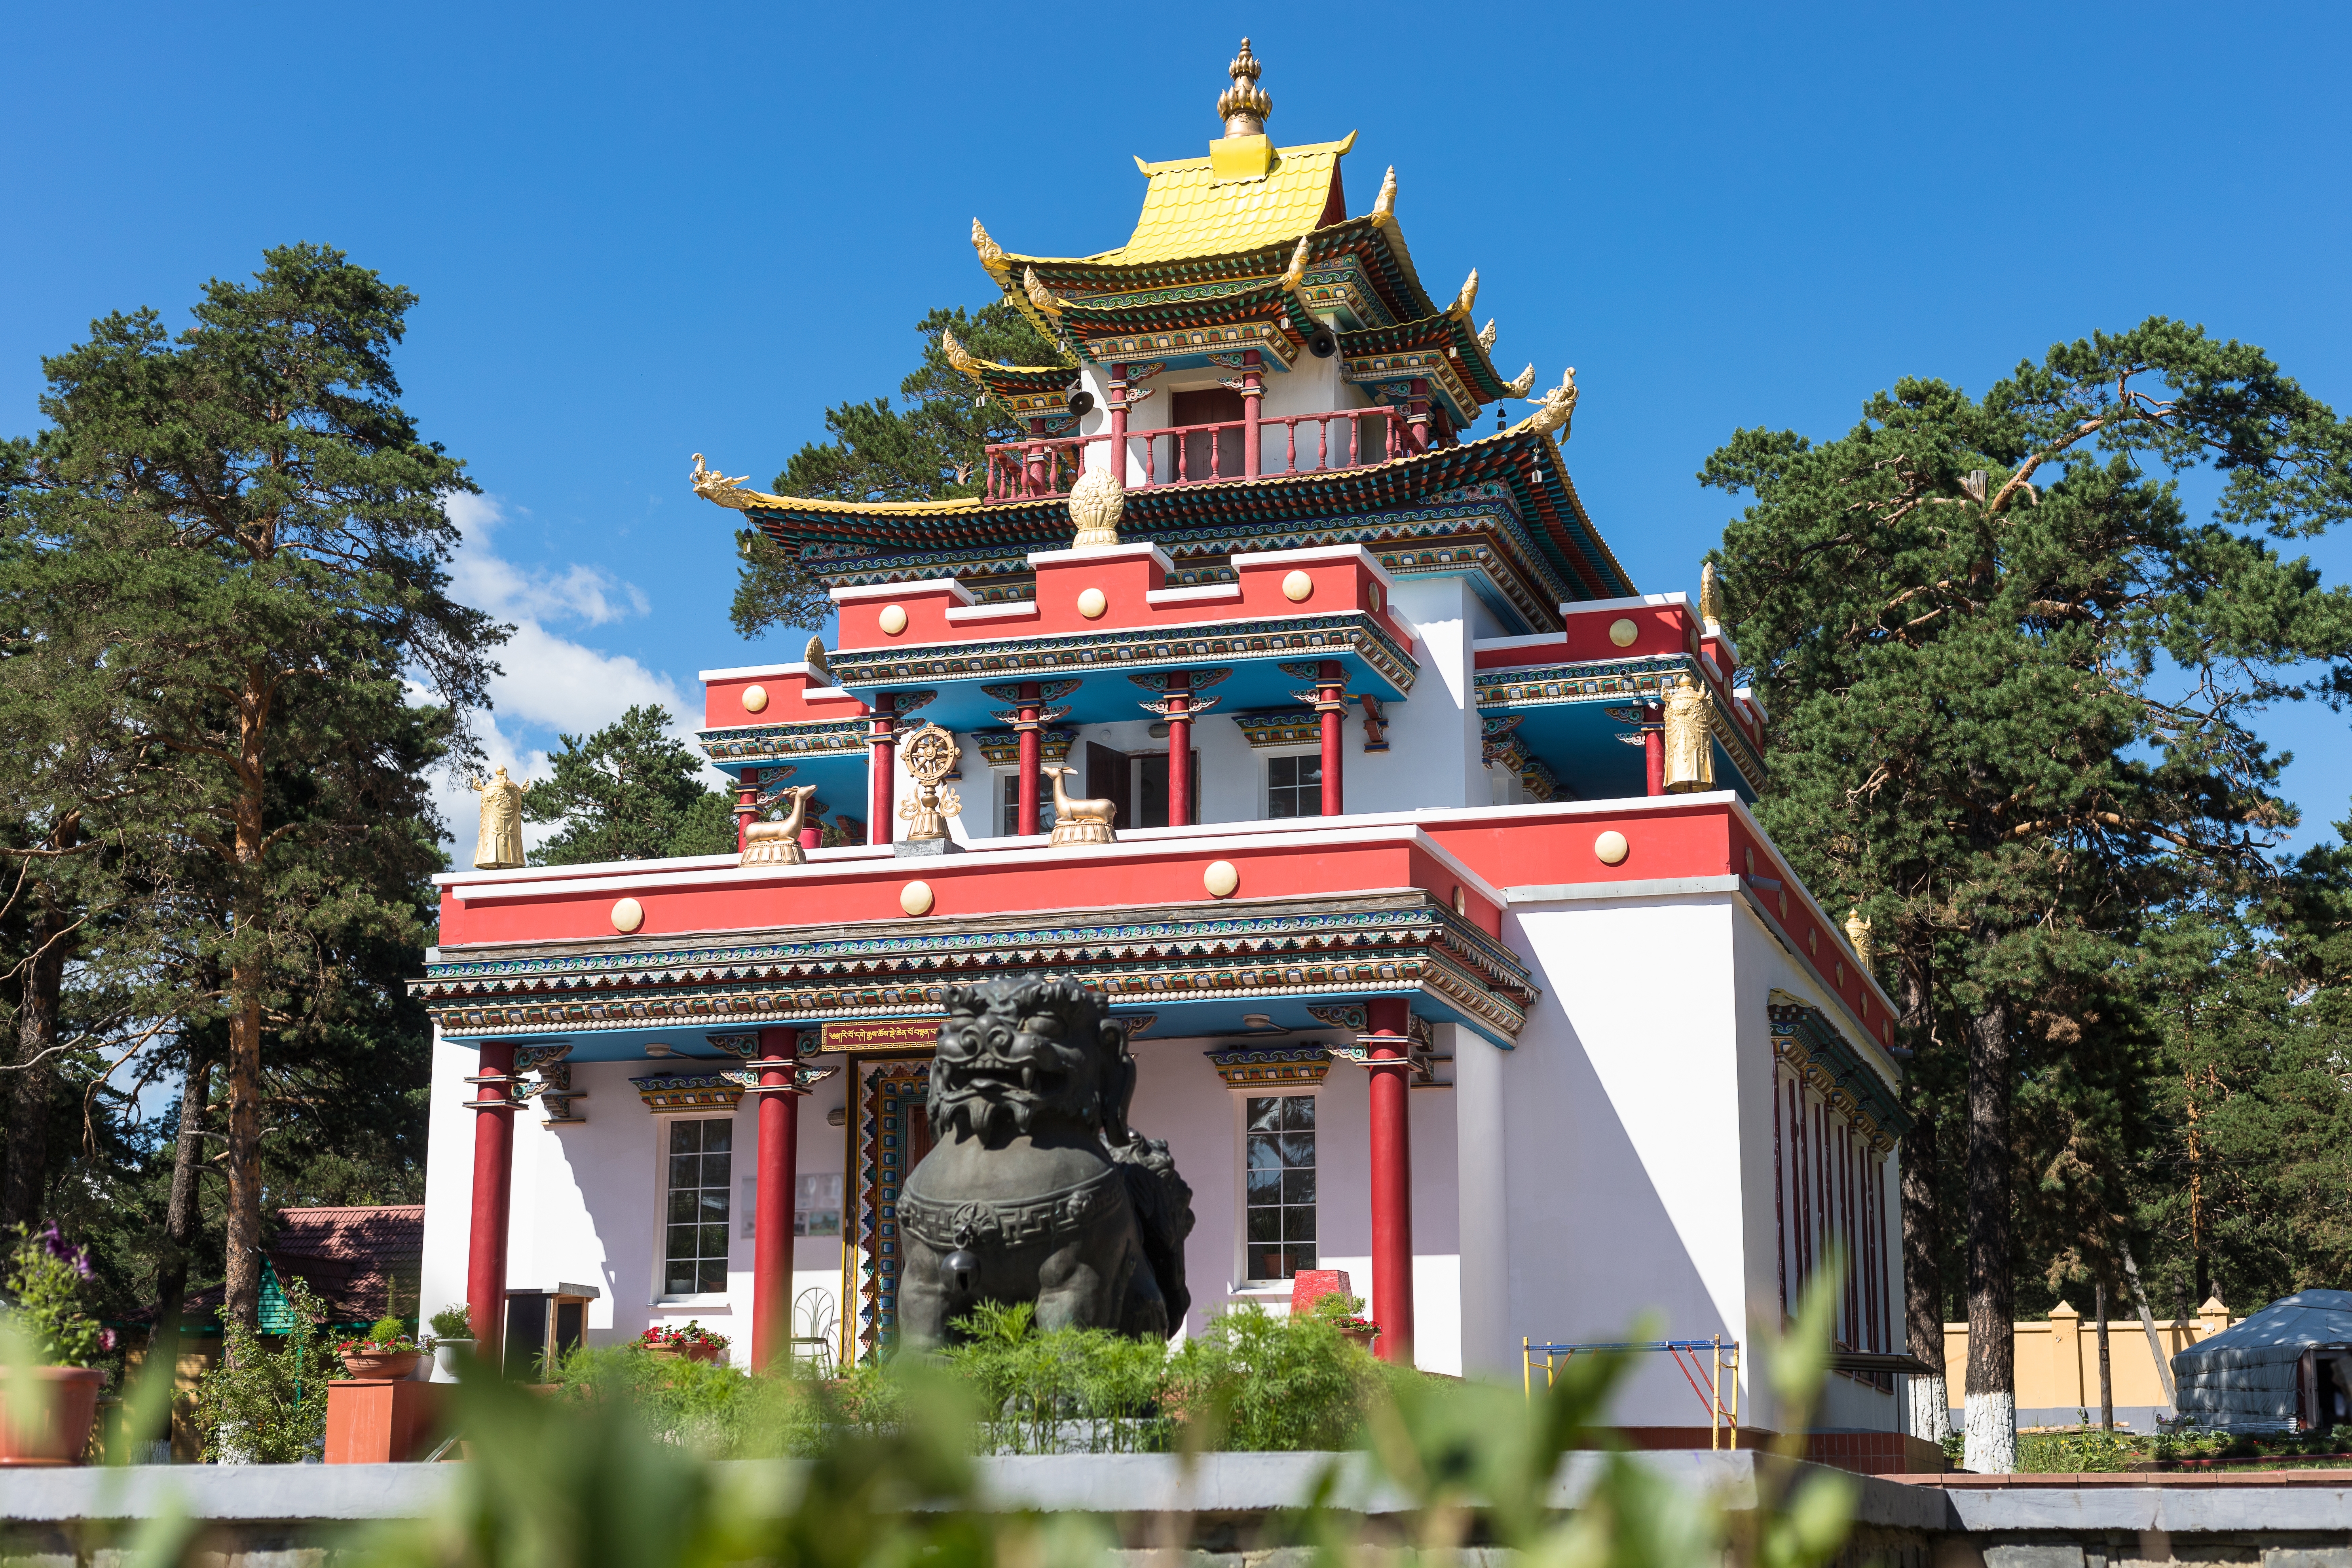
[983,410,1403,502]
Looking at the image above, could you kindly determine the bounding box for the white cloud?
[428,494,716,868]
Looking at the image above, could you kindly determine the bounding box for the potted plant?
[425,1303,475,1381]
[0,1223,116,1465]
[637,1321,729,1364]
[336,1317,422,1381]
[1304,1291,1382,1352]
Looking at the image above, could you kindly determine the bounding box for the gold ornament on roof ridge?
[939,326,989,387]
[1450,268,1480,319]
[805,635,833,684]
[1700,560,1725,629]
[896,722,962,842]
[1218,38,1271,135]
[1478,319,1498,352]
[1504,364,1536,397]
[690,452,763,511]
[1023,266,1067,319]
[1372,165,1397,218]
[1279,234,1311,293]
[971,218,1009,282]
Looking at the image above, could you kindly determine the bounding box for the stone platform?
[2,1453,2347,1567]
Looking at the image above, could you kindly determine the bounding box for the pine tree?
[523,705,737,865]
[731,300,1068,640]
[1704,318,2352,1469]
[8,244,504,1327]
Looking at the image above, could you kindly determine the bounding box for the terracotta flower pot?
[1342,1329,1379,1352]
[0,1365,104,1466]
[647,1342,724,1364]
[340,1350,423,1381]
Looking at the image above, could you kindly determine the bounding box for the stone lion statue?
[896,977,1194,1346]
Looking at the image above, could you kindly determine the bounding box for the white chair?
[792,1287,837,1378]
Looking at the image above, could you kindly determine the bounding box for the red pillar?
[1316,660,1346,817]
[465,1038,518,1371]
[735,775,759,853]
[1025,416,1051,496]
[750,1025,800,1372]
[1016,680,1043,836]
[1644,703,1665,796]
[1167,672,1193,828]
[1407,378,1432,454]
[1365,998,1414,1365]
[1240,355,1263,477]
[868,705,895,847]
[1108,377,1129,486]
[800,812,823,853]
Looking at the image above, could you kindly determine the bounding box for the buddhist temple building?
[415,43,1928,1469]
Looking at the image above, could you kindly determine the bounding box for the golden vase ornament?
[1068,463,1124,550]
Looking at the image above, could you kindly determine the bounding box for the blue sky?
[8,1,2350,858]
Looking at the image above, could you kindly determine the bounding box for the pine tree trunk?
[222,986,264,1328]
[1961,997,2016,1473]
[2096,1279,2113,1432]
[150,1044,214,1359]
[1901,1103,1948,1442]
[4,894,73,1229]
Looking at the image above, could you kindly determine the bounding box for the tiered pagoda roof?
[697,40,1628,633]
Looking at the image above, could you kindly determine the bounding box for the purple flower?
[36,1223,91,1279]
[99,1327,116,1352]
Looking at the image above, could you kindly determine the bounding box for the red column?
[1365,998,1414,1365]
[1317,660,1346,817]
[1240,356,1263,477]
[1016,680,1042,837]
[1166,672,1193,828]
[1108,377,1129,485]
[1407,378,1432,454]
[800,811,823,853]
[1025,416,1051,497]
[750,1025,800,1372]
[465,1038,518,1372]
[1644,703,1665,796]
[735,775,759,853]
[868,705,895,847]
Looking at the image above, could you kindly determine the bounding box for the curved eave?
[1004,216,1436,327]
[1340,311,1519,403]
[1059,280,1316,340]
[727,428,1632,604]
[972,364,1078,398]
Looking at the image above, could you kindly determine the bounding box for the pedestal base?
[893,838,966,857]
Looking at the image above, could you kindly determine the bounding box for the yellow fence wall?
[1938,1297,2235,1416]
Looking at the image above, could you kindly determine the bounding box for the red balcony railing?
[982,409,1403,502]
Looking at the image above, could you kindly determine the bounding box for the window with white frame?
[1266,753,1323,818]
[663,1119,732,1296]
[1243,1094,1317,1281]
[999,772,1049,837]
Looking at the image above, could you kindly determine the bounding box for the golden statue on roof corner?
[469,766,526,869]
[1514,368,1579,439]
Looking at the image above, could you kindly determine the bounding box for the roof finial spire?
[1218,38,1271,137]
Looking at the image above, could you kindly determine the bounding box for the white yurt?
[2171,1290,2352,1432]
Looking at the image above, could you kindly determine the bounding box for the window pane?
[671,1122,700,1154]
[1247,1207,1281,1243]
[670,1154,699,1190]
[1246,1167,1282,1204]
[697,1190,728,1219]
[1270,756,1296,788]
[702,1122,732,1153]
[668,1190,699,1224]
[1280,1132,1316,1167]
[1283,1167,1317,1206]
[1286,1244,1317,1276]
[1285,1206,1317,1242]
[1246,1097,1283,1131]
[1284,1097,1316,1130]
[699,1223,729,1258]
[1246,1133,1284,1172]
[699,1259,728,1294]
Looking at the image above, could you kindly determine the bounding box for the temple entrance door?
[845,1055,933,1367]
[1087,743,1131,831]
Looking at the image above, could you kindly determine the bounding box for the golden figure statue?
[1514,368,1578,439]
[1044,765,1118,845]
[469,767,526,869]
[896,723,962,841]
[741,783,818,868]
[1662,674,1714,793]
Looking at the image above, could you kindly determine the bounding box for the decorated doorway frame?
[845,1056,932,1366]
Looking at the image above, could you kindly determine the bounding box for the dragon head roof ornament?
[1279,234,1311,293]
[1513,368,1579,439]
[689,452,760,511]
[1217,38,1270,136]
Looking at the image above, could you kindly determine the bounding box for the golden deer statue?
[1044,766,1118,845]
[740,783,819,866]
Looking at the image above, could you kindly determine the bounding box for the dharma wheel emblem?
[897,722,963,841]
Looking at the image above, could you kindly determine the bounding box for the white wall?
[1359,575,1485,814]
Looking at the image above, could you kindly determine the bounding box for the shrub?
[427,1303,473,1341]
[190,1276,344,1463]
[0,1223,114,1367]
